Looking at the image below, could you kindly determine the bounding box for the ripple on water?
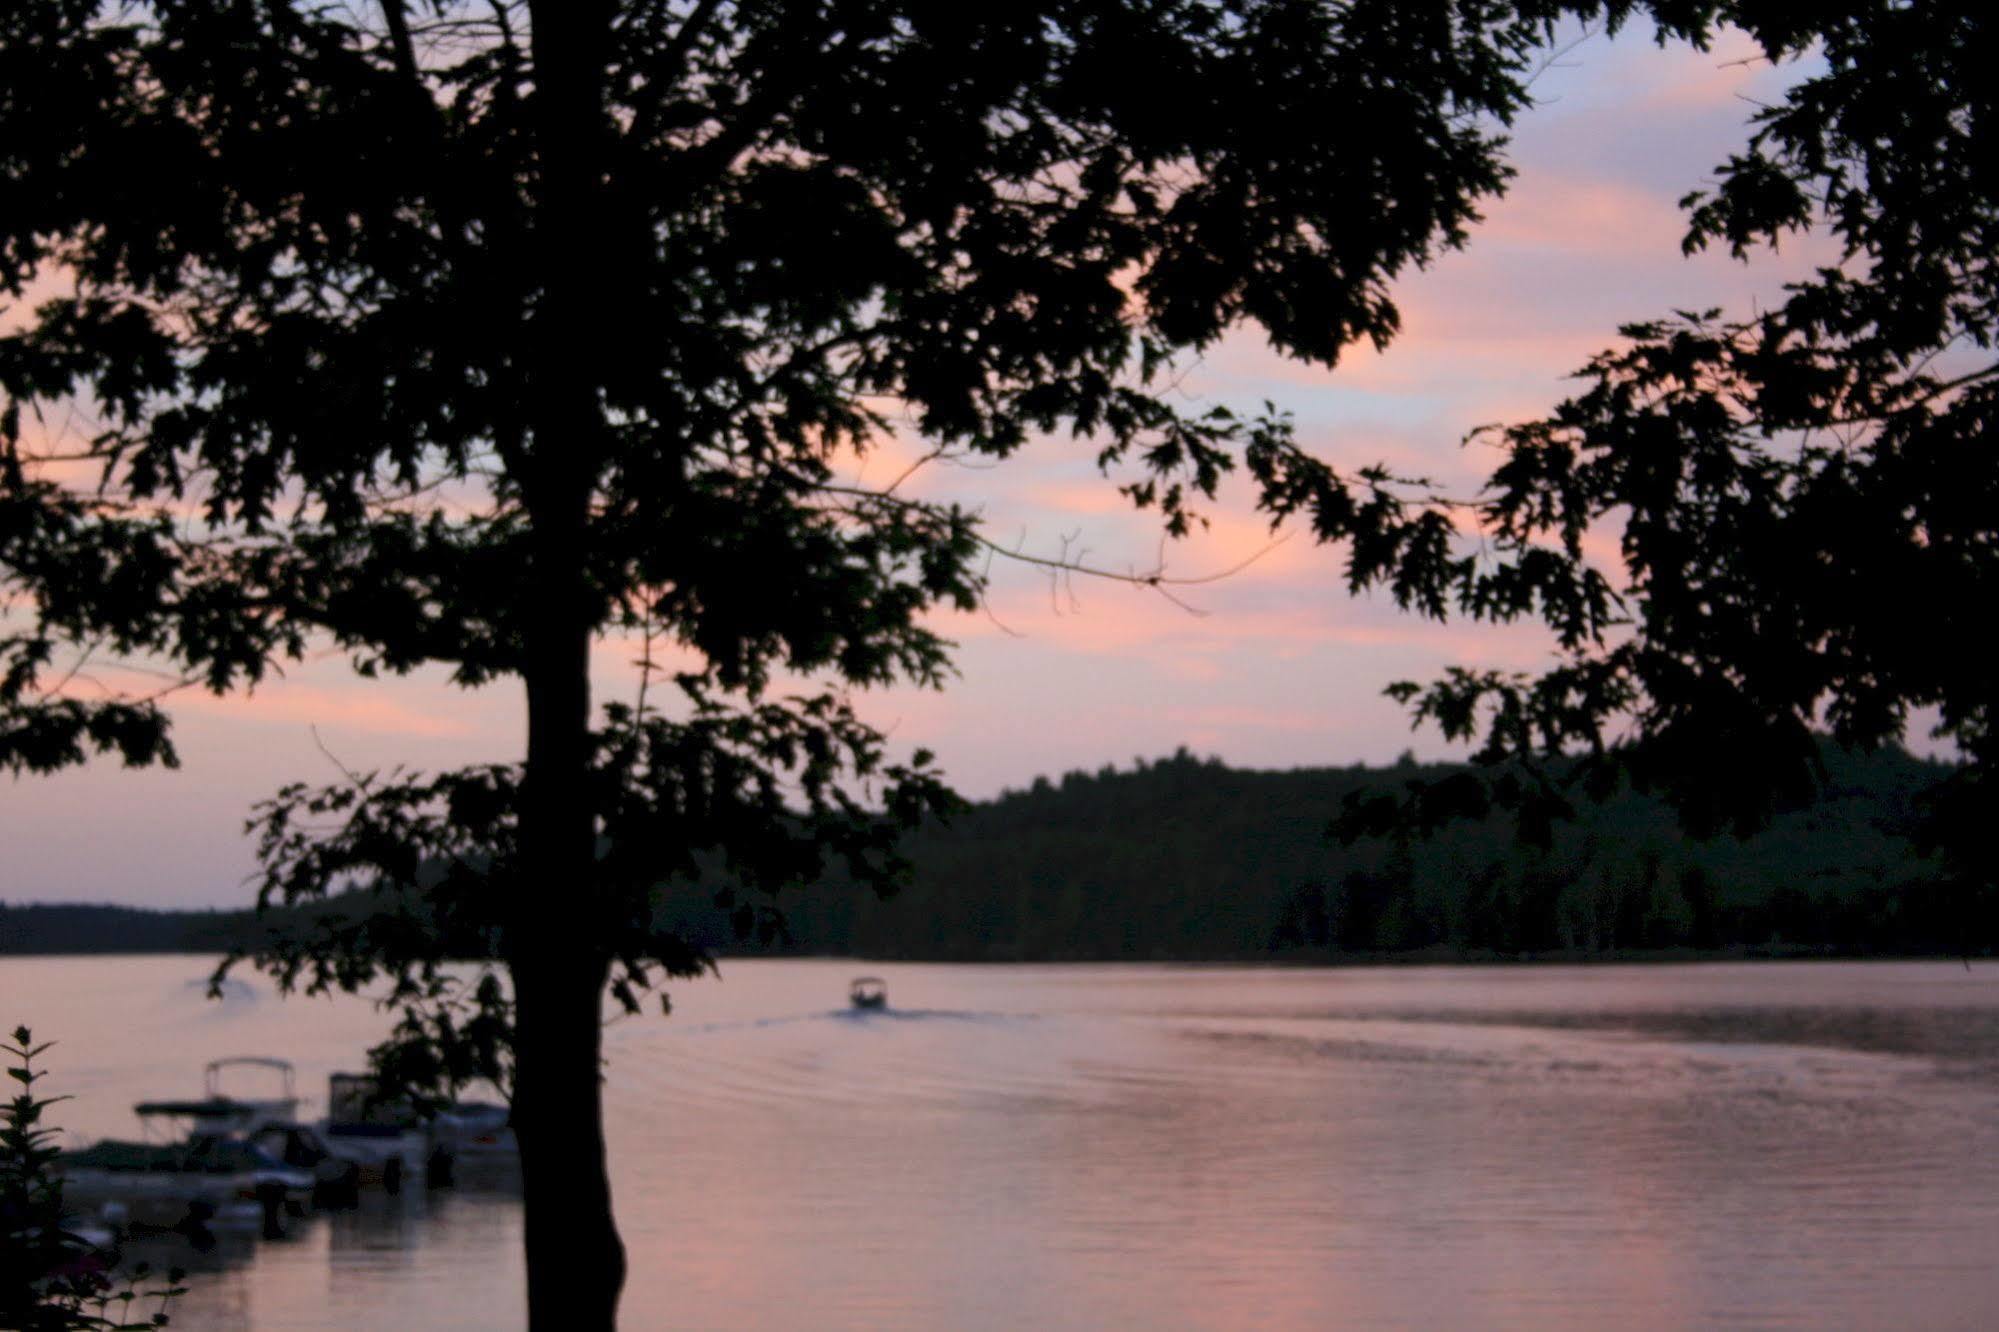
[24,957,1999,1332]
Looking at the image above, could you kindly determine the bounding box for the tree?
[2,1028,184,1331]
[2,3,1683,1325]
[1338,3,1999,928]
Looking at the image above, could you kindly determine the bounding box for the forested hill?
[0,903,250,955]
[5,745,1990,960]
[672,743,1988,959]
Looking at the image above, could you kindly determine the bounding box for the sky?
[2,25,1828,910]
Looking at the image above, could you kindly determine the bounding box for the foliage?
[4,3,1699,1323]
[0,906,248,955]
[4,741,1982,960]
[1337,3,1999,877]
[0,0,1596,1019]
[232,695,952,1100]
[746,743,1978,961]
[1,1028,184,1332]
[8,2,1981,1324]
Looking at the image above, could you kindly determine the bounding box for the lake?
[5,956,1998,1329]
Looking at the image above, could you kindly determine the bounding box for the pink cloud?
[1625,27,1795,114]
[1472,175,1688,256]
[1153,703,1345,733]
[174,681,483,739]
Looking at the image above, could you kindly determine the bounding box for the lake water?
[5,956,1999,1330]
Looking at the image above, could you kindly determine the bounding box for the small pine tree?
[1,1028,184,1331]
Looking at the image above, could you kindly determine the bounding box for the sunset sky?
[5,24,1825,909]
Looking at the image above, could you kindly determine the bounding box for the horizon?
[2,733,1960,917]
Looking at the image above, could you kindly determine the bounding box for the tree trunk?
[511,934,623,1330]
[516,3,621,1328]
[513,595,619,1328]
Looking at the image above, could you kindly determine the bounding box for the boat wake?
[667,1007,1032,1037]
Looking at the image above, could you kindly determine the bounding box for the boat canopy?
[205,1057,296,1100]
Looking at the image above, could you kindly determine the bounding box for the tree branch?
[381,0,421,87]
[657,0,723,79]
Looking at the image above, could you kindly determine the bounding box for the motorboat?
[56,1212,121,1254]
[849,976,888,1010]
[431,1100,517,1159]
[54,1135,312,1235]
[327,1071,514,1186]
[322,1072,430,1190]
[244,1121,370,1203]
[129,1057,323,1212]
[57,1056,333,1232]
[132,1056,301,1138]
[129,1059,426,1198]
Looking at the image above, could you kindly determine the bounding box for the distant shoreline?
[0,921,1986,968]
[7,744,1989,963]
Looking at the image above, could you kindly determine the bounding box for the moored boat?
[322,1072,430,1189]
[57,1056,332,1233]
[54,1136,311,1235]
[130,1057,321,1213]
[134,1056,301,1135]
[326,1071,515,1186]
[431,1100,517,1158]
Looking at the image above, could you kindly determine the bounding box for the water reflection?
[120,1226,262,1278]
[1209,1000,1999,1065]
[325,1190,426,1262]
[9,957,1998,1330]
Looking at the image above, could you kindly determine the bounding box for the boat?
[130,1057,327,1212]
[322,1072,431,1190]
[430,1100,518,1161]
[57,1056,338,1232]
[244,1121,372,1203]
[54,1136,312,1235]
[327,1071,515,1187]
[133,1056,301,1137]
[849,976,888,1010]
[55,1212,121,1255]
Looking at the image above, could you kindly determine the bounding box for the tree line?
[744,744,1988,961]
[9,743,1984,962]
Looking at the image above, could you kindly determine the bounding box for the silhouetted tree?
[2,1029,184,1330]
[1681,864,1720,951]
[1343,4,1998,905]
[1272,882,1333,953]
[1458,863,1509,954]
[1,747,1983,960]
[4,4,1713,1326]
